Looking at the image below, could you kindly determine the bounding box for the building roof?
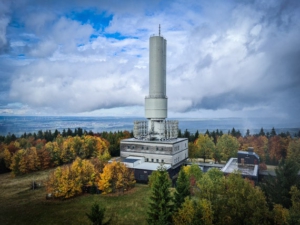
[115,156,172,171]
[121,137,188,145]
[221,158,259,177]
[238,150,260,160]
[134,162,172,170]
[122,158,140,163]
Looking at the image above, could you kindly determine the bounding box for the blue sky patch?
[104,32,138,40]
[68,9,113,31]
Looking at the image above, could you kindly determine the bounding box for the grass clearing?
[0,170,150,225]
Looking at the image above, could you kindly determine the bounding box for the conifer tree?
[261,159,300,209]
[86,202,110,225]
[174,167,190,211]
[147,165,173,225]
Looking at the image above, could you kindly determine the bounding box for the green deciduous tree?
[195,134,215,163]
[195,170,269,225]
[188,142,197,159]
[147,165,173,225]
[287,138,300,168]
[289,186,300,224]
[216,134,240,161]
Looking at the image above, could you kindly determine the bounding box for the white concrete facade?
[120,138,188,168]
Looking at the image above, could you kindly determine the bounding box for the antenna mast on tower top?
[159,24,160,36]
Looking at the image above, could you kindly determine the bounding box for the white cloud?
[0,0,300,122]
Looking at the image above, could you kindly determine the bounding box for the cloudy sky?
[0,0,299,123]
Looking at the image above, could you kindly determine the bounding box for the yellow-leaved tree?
[46,157,96,199]
[3,148,12,169]
[98,161,135,194]
[10,147,40,176]
[173,198,213,225]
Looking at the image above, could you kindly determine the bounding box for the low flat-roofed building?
[221,147,260,183]
[119,138,188,182]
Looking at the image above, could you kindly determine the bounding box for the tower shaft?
[145,36,167,120]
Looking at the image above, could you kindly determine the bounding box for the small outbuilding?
[221,147,260,183]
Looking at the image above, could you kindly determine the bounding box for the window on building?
[156,147,158,151]
[146,158,149,162]
[142,146,144,149]
[151,159,154,162]
[156,159,159,162]
[162,160,164,163]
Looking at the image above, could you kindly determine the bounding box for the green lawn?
[0,170,150,225]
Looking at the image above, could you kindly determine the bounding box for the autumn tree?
[194,134,215,162]
[45,141,61,166]
[2,148,12,169]
[97,161,135,194]
[272,204,290,225]
[289,186,300,224]
[46,157,96,199]
[60,136,76,163]
[287,138,300,168]
[183,164,202,195]
[147,165,173,225]
[174,167,190,211]
[10,149,24,176]
[83,135,110,159]
[216,134,240,161]
[10,147,40,176]
[268,136,290,163]
[172,198,213,225]
[37,147,51,170]
[238,135,268,162]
